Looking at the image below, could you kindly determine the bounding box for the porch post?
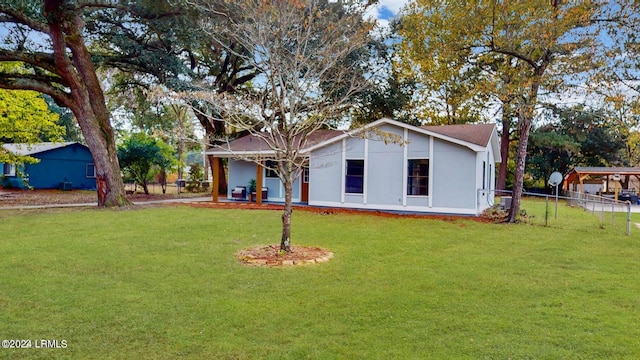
[256,161,264,205]
[212,156,220,203]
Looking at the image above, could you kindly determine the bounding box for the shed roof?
[2,142,80,156]
[564,167,640,191]
[568,167,640,175]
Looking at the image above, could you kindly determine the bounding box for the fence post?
[612,202,615,227]
[627,202,631,236]
[545,195,549,226]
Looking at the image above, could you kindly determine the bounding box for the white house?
[206,118,501,216]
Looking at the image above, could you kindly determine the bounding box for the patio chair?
[231,186,246,200]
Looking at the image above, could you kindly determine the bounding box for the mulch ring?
[181,201,495,223]
[236,244,334,267]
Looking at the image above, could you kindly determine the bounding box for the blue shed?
[1,142,97,190]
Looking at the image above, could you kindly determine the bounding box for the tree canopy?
[397,0,614,221]
[117,132,176,195]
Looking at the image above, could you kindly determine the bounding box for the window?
[407,159,429,196]
[345,160,364,194]
[3,163,16,177]
[86,163,96,178]
[482,161,486,189]
[303,167,309,183]
[265,160,279,178]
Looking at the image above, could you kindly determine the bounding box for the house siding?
[215,119,499,215]
[309,124,491,215]
[366,125,404,206]
[431,139,476,210]
[1,143,96,189]
[309,141,342,203]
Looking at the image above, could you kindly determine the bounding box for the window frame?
[344,159,365,194]
[2,163,16,177]
[407,158,429,196]
[265,160,279,178]
[86,163,96,178]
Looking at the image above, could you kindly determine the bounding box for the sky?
[371,0,408,29]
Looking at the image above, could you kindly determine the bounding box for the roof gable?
[206,118,500,159]
[2,142,81,156]
[421,123,496,147]
[307,118,498,154]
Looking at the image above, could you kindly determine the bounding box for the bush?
[185,163,204,193]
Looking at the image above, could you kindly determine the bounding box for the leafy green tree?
[0,88,65,169]
[397,0,613,222]
[527,105,629,185]
[117,133,176,195]
[42,95,82,143]
[0,0,201,206]
[0,89,64,144]
[185,163,204,193]
[526,125,578,185]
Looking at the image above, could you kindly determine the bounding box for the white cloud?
[376,0,408,15]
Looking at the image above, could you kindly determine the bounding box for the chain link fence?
[490,190,633,236]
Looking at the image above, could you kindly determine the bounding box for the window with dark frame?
[407,159,429,196]
[483,161,486,189]
[303,167,309,183]
[3,163,16,177]
[265,160,279,178]
[86,163,96,178]
[345,160,364,194]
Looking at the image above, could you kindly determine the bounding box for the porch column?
[256,161,264,205]
[212,156,220,203]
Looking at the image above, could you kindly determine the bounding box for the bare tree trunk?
[508,109,533,223]
[507,76,541,223]
[280,177,293,252]
[497,115,511,193]
[47,0,130,207]
[159,170,167,194]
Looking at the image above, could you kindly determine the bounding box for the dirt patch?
[0,188,206,207]
[236,244,333,267]
[184,201,495,223]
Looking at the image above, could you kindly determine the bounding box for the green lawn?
[1,202,639,359]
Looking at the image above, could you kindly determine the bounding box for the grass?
[1,202,640,359]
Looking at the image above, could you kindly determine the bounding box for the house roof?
[207,130,344,156]
[421,123,496,147]
[2,142,80,156]
[206,119,500,160]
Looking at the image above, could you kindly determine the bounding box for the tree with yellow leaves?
[396,0,616,222]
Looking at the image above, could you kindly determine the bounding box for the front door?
[301,167,309,202]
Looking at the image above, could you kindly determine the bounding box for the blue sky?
[371,0,408,27]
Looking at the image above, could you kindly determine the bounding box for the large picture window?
[407,159,429,196]
[345,160,364,194]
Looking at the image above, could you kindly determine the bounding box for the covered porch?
[564,167,640,201]
[208,156,309,205]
